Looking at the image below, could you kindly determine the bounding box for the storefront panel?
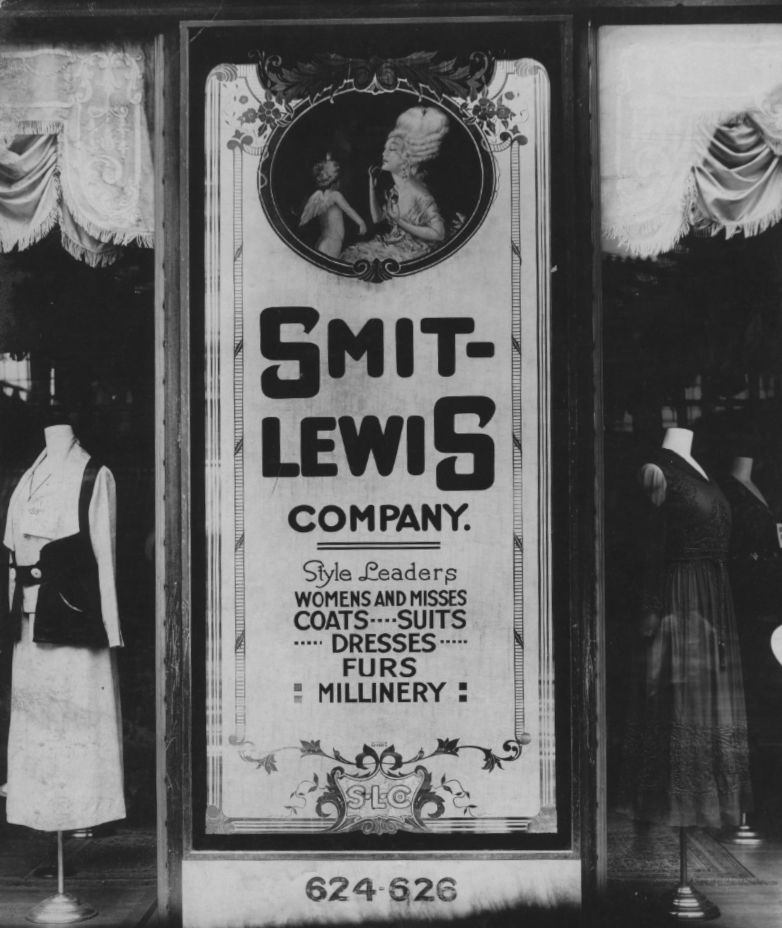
[184,16,575,926]
[202,52,553,838]
[182,857,581,926]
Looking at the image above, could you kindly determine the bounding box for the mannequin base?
[25,892,97,924]
[665,883,720,921]
[722,822,763,845]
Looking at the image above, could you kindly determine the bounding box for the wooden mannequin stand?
[25,831,97,924]
[666,828,720,921]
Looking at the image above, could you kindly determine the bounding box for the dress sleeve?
[415,193,444,228]
[88,465,123,648]
[638,463,668,615]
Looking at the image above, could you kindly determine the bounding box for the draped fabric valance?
[0,43,153,266]
[600,25,782,259]
[690,114,782,240]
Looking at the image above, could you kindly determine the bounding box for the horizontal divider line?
[317,541,441,547]
[316,545,442,551]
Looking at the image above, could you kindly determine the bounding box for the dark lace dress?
[722,477,782,793]
[620,449,752,828]
[722,476,782,624]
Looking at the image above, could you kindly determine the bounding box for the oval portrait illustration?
[258,90,495,282]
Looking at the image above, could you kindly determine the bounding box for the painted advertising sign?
[203,49,554,839]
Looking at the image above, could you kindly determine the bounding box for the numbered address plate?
[183,858,581,926]
[305,875,457,904]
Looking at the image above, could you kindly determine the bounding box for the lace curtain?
[0,43,153,266]
[600,25,782,258]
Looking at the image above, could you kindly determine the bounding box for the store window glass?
[0,41,157,924]
[600,24,782,919]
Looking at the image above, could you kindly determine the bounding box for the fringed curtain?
[690,115,782,239]
[600,25,782,259]
[0,43,153,267]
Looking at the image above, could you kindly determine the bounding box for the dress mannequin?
[724,455,780,622]
[722,454,782,839]
[661,426,708,479]
[620,427,751,918]
[730,455,770,501]
[3,425,125,833]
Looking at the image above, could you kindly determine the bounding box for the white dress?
[3,442,126,831]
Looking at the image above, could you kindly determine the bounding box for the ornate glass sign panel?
[203,49,554,839]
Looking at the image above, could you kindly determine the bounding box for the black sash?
[5,458,108,648]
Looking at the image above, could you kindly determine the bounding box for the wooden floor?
[0,817,777,927]
[703,838,782,928]
[604,833,782,928]
[0,820,156,928]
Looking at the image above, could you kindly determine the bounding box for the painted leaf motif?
[481,750,503,772]
[355,744,381,769]
[435,737,461,756]
[256,50,493,105]
[300,739,324,756]
[380,745,404,770]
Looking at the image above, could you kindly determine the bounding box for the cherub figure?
[299,154,366,258]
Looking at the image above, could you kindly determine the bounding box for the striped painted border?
[204,59,553,834]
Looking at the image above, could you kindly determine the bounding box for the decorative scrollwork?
[210,63,239,84]
[234,734,530,830]
[414,766,446,820]
[230,89,295,152]
[458,89,528,152]
[350,257,402,283]
[254,50,494,104]
[314,767,345,821]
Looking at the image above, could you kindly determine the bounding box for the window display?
[0,216,155,925]
[600,22,782,921]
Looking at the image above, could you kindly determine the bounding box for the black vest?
[5,458,109,648]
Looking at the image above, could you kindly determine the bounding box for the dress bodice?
[383,186,440,226]
[376,187,443,256]
[642,449,732,562]
[722,474,782,617]
[339,183,445,264]
[722,476,780,562]
[3,442,123,647]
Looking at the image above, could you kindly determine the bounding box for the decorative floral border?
[232,51,528,152]
[231,736,530,831]
[255,50,495,105]
[203,56,555,835]
[224,51,529,282]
